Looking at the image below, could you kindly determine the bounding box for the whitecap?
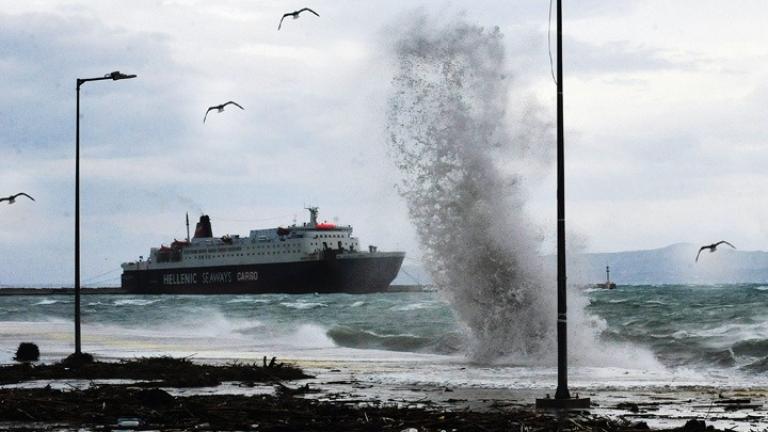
[226,298,270,304]
[113,299,161,306]
[33,299,60,306]
[279,302,327,310]
[349,301,366,307]
[392,302,438,311]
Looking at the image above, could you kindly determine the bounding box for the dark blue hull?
[121,254,405,294]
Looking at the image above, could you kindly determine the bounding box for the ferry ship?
[121,207,405,294]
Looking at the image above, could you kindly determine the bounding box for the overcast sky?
[1,1,767,286]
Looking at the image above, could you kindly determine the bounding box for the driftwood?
[0,356,307,387]
[0,385,744,432]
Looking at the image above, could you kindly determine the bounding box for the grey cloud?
[566,39,707,76]
[0,12,191,158]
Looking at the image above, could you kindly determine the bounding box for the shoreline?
[1,356,766,431]
[3,358,764,432]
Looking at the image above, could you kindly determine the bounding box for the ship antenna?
[186,212,190,242]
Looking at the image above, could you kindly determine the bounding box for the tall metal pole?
[74,80,82,355]
[554,0,569,401]
[536,0,589,409]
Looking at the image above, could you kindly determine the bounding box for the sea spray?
[383,15,662,369]
[385,15,558,362]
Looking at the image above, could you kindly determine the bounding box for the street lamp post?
[535,1,590,410]
[74,71,136,357]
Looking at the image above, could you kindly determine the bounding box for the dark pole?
[75,80,82,355]
[73,71,136,357]
[536,0,589,409]
[554,0,569,401]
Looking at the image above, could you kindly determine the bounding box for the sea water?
[1,284,768,391]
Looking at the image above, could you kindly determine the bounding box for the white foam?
[226,297,271,304]
[280,302,327,310]
[113,299,161,306]
[33,299,62,305]
[391,302,438,311]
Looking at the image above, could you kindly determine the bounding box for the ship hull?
[121,254,405,294]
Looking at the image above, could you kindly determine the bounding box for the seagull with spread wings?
[695,240,736,262]
[0,192,35,205]
[204,101,244,123]
[278,7,320,30]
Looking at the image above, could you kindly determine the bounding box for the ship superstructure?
[121,208,405,294]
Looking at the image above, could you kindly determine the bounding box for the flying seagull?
[278,8,320,30]
[695,240,736,262]
[203,101,244,123]
[0,192,35,205]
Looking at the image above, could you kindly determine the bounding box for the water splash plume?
[385,15,558,362]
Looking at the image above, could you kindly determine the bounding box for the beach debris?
[263,355,282,368]
[278,7,319,30]
[275,382,319,398]
[135,388,175,407]
[713,398,751,404]
[203,101,244,123]
[0,355,308,387]
[62,351,94,367]
[0,384,747,432]
[13,342,40,362]
[616,402,640,413]
[680,419,712,432]
[695,241,736,262]
[0,192,34,205]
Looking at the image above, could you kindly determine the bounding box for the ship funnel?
[193,215,213,238]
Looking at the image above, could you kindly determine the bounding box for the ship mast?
[536,0,590,409]
[186,212,190,242]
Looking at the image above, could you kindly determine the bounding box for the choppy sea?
[2,284,768,391]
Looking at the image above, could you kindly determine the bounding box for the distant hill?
[572,243,768,285]
[394,243,768,286]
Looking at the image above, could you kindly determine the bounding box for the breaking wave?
[386,14,561,362]
[33,299,64,306]
[384,13,659,369]
[327,325,462,354]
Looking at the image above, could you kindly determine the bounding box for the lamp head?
[106,71,137,80]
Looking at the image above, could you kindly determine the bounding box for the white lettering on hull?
[163,273,198,285]
[163,271,257,285]
[237,271,259,281]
